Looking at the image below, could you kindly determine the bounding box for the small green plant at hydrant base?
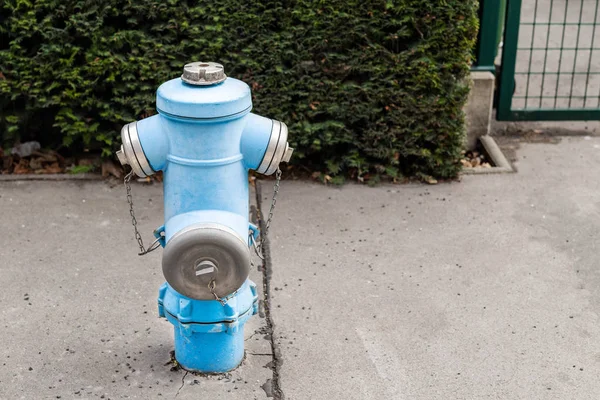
[68,164,97,175]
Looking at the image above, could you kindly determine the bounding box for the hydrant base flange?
[158,279,259,373]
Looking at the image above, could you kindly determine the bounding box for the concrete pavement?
[0,183,271,399]
[263,136,600,400]
[1,136,600,399]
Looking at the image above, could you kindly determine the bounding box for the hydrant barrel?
[117,62,292,299]
[116,61,291,373]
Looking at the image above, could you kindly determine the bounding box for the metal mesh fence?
[512,0,600,111]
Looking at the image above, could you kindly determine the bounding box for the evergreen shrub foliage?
[0,0,478,180]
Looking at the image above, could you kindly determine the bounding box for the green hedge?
[0,0,478,181]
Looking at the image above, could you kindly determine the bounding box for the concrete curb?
[0,173,103,181]
[461,135,514,175]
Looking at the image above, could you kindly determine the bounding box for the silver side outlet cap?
[117,122,154,178]
[116,148,127,166]
[282,143,294,163]
[257,120,291,175]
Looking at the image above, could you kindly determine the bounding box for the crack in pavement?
[256,182,285,400]
[175,371,188,397]
[245,330,259,342]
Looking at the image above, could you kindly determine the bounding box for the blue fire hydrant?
[116,61,292,373]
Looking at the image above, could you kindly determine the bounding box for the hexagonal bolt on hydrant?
[116,61,293,373]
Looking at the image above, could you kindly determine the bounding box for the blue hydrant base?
[173,326,246,373]
[158,280,259,373]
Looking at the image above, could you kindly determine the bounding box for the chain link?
[264,168,282,235]
[253,168,282,259]
[124,171,162,256]
[250,233,264,260]
[208,279,227,306]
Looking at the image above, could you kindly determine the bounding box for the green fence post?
[497,0,522,120]
[473,0,506,72]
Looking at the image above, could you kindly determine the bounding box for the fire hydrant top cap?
[156,63,252,119]
[181,62,227,85]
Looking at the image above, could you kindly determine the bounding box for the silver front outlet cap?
[117,122,154,178]
[162,223,250,300]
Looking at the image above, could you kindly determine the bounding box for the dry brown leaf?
[29,157,44,170]
[102,159,122,179]
[2,155,13,170]
[42,162,63,174]
[78,157,96,166]
[13,159,30,174]
[32,150,58,163]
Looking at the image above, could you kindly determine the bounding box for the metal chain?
[264,168,282,235]
[252,168,282,259]
[250,233,264,260]
[208,279,227,306]
[124,171,162,256]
